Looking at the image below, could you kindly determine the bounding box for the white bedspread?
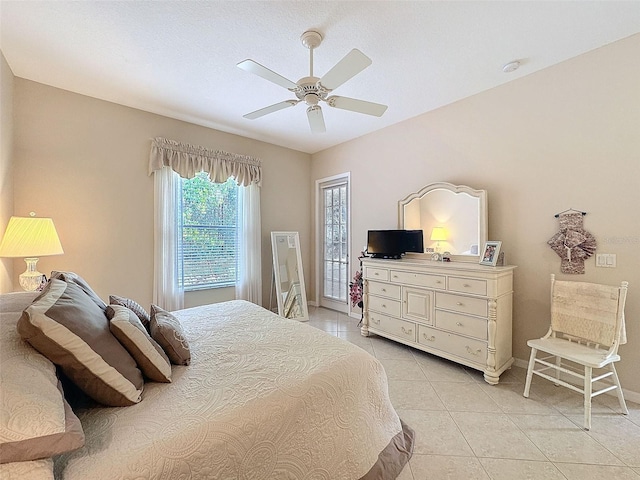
[54,300,404,479]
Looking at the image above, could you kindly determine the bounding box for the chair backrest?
[550,274,628,349]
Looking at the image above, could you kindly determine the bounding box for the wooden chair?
[523,274,629,430]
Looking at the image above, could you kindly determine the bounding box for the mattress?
[53,300,412,479]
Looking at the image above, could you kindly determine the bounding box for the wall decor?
[547,210,596,274]
[479,241,502,266]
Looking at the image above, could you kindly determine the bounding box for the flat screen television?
[366,230,424,259]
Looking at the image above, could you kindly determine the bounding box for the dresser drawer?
[436,292,488,317]
[448,276,487,296]
[390,270,445,289]
[365,267,389,282]
[368,295,401,317]
[369,312,416,342]
[417,325,487,364]
[367,281,401,299]
[435,310,487,340]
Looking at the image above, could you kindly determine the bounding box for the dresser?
[361,257,516,384]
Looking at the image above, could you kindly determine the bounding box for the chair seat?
[527,337,620,368]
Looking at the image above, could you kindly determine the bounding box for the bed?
[0,279,413,479]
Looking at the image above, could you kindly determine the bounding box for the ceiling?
[1,1,639,155]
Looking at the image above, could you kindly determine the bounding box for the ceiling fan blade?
[326,95,388,117]
[244,100,298,120]
[318,49,372,91]
[307,105,326,133]
[237,59,298,90]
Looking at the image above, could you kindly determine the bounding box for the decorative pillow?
[107,305,172,383]
[1,291,84,464]
[50,271,107,311]
[109,295,151,330]
[17,279,144,407]
[149,305,191,366]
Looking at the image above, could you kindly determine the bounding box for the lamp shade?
[0,216,64,258]
[430,227,447,242]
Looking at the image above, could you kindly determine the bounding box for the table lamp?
[0,214,64,291]
[430,227,447,253]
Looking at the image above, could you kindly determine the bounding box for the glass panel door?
[320,180,349,312]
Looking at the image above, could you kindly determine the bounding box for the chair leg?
[554,356,562,386]
[584,366,592,430]
[609,363,629,415]
[523,348,537,398]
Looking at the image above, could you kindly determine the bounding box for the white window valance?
[149,137,262,187]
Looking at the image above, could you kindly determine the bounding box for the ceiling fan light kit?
[237,30,388,133]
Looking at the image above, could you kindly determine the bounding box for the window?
[178,172,238,290]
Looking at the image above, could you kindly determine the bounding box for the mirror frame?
[398,182,488,263]
[271,231,309,321]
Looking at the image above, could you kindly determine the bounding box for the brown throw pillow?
[109,295,151,330]
[17,279,144,407]
[50,271,107,311]
[149,305,191,366]
[107,305,172,383]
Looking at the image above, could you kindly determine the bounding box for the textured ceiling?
[1,1,639,154]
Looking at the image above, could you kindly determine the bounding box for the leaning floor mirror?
[271,231,309,321]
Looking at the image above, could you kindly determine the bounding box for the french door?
[316,174,350,313]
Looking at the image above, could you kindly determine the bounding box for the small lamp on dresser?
[430,226,447,253]
[0,213,64,291]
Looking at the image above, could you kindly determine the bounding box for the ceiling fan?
[237,30,387,133]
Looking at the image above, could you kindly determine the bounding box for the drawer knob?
[463,284,471,288]
[466,346,482,356]
[456,302,464,306]
[436,280,442,284]
[372,318,380,325]
[393,275,398,279]
[456,322,463,327]
[381,288,386,292]
[401,327,413,335]
[423,334,436,342]
[374,272,379,276]
[382,304,387,308]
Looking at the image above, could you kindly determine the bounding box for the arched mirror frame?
[271,231,309,321]
[398,182,488,263]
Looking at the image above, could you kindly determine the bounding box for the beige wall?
[0,52,14,291]
[11,79,311,310]
[311,34,640,394]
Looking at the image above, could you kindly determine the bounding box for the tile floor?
[307,306,640,480]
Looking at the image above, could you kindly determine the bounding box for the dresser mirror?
[271,231,309,321]
[398,182,487,263]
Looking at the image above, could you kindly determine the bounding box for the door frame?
[314,172,351,314]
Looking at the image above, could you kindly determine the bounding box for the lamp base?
[19,257,46,292]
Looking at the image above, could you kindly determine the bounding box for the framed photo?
[479,241,502,266]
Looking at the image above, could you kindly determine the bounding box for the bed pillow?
[109,295,151,330]
[149,305,191,366]
[0,291,84,464]
[107,305,172,383]
[50,271,107,311]
[17,278,144,406]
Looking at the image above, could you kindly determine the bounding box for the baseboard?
[513,357,640,405]
[307,301,318,307]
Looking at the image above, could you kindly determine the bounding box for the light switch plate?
[596,253,616,268]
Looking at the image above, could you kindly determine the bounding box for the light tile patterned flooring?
[307,306,640,480]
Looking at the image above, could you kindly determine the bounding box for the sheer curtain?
[150,137,262,309]
[152,166,183,311]
[236,183,262,304]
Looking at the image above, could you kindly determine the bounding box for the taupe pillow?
[50,271,107,311]
[107,305,172,383]
[17,279,144,407]
[109,295,151,330]
[149,305,191,366]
